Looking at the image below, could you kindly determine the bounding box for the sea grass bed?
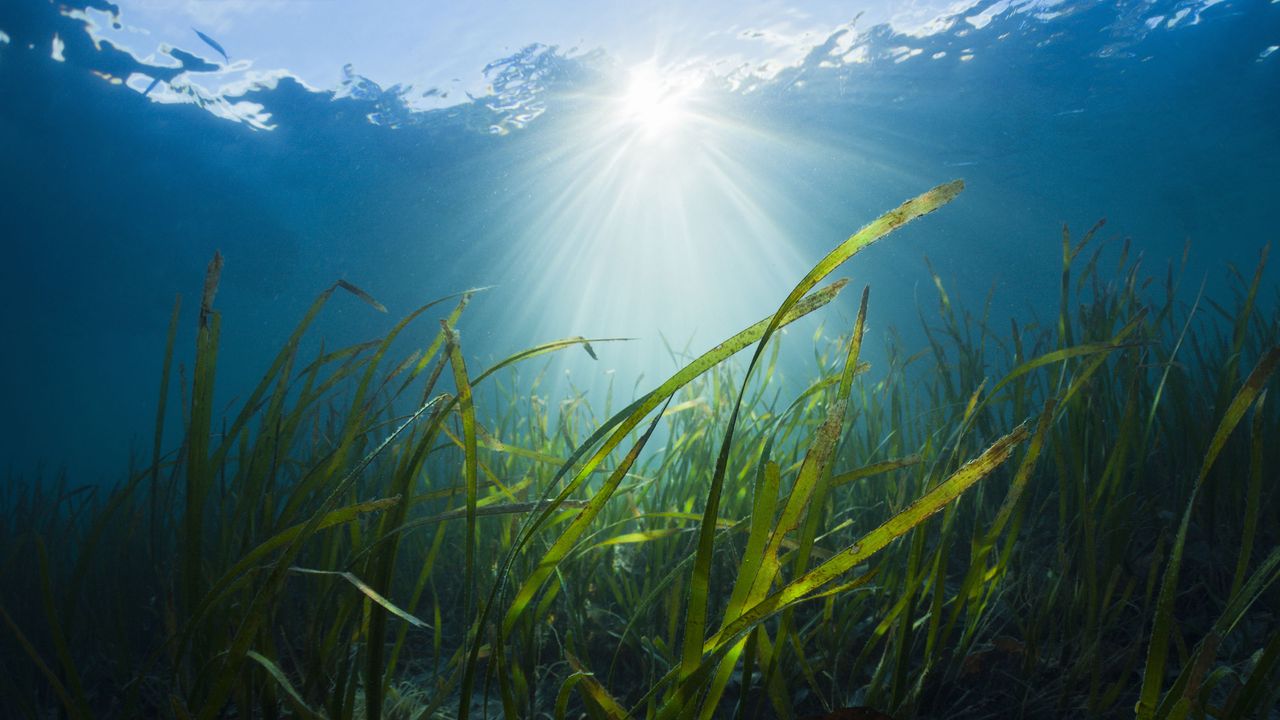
[2,184,1277,719]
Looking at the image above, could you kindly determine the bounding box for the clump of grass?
[1,184,1277,720]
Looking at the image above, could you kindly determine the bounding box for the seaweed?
[1,186,1278,720]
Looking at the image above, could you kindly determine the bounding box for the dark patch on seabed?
[1,0,1279,718]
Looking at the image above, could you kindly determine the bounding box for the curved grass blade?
[490,281,850,632]
[214,286,479,479]
[1156,543,1280,717]
[941,397,1056,653]
[1228,389,1266,599]
[246,650,326,720]
[1136,346,1280,719]
[589,528,684,550]
[471,336,632,386]
[171,496,401,663]
[1228,625,1280,719]
[555,673,588,720]
[0,605,82,720]
[288,567,429,629]
[831,456,923,487]
[696,288,873,717]
[461,281,848,720]
[443,322,479,658]
[35,540,91,720]
[678,182,963,704]
[183,296,220,614]
[350,500,591,566]
[651,422,1027,719]
[335,279,388,314]
[151,294,181,559]
[567,651,631,719]
[195,394,442,720]
[987,337,1142,403]
[497,395,668,643]
[694,455,782,720]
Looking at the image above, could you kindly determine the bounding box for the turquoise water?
[2,3,1280,718]
[1,2,1277,478]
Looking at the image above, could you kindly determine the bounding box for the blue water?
[1,0,1277,482]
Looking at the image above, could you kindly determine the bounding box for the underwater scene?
[2,0,1279,718]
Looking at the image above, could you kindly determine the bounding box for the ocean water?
[2,0,1276,482]
[1,1,1279,718]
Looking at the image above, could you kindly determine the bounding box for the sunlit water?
[1,0,1277,481]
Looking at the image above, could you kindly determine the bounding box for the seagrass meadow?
[2,182,1278,720]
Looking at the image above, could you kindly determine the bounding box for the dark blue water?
[2,0,1277,482]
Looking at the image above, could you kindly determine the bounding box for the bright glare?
[484,60,830,393]
[615,66,694,135]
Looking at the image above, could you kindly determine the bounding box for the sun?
[482,58,817,382]
[615,65,692,136]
